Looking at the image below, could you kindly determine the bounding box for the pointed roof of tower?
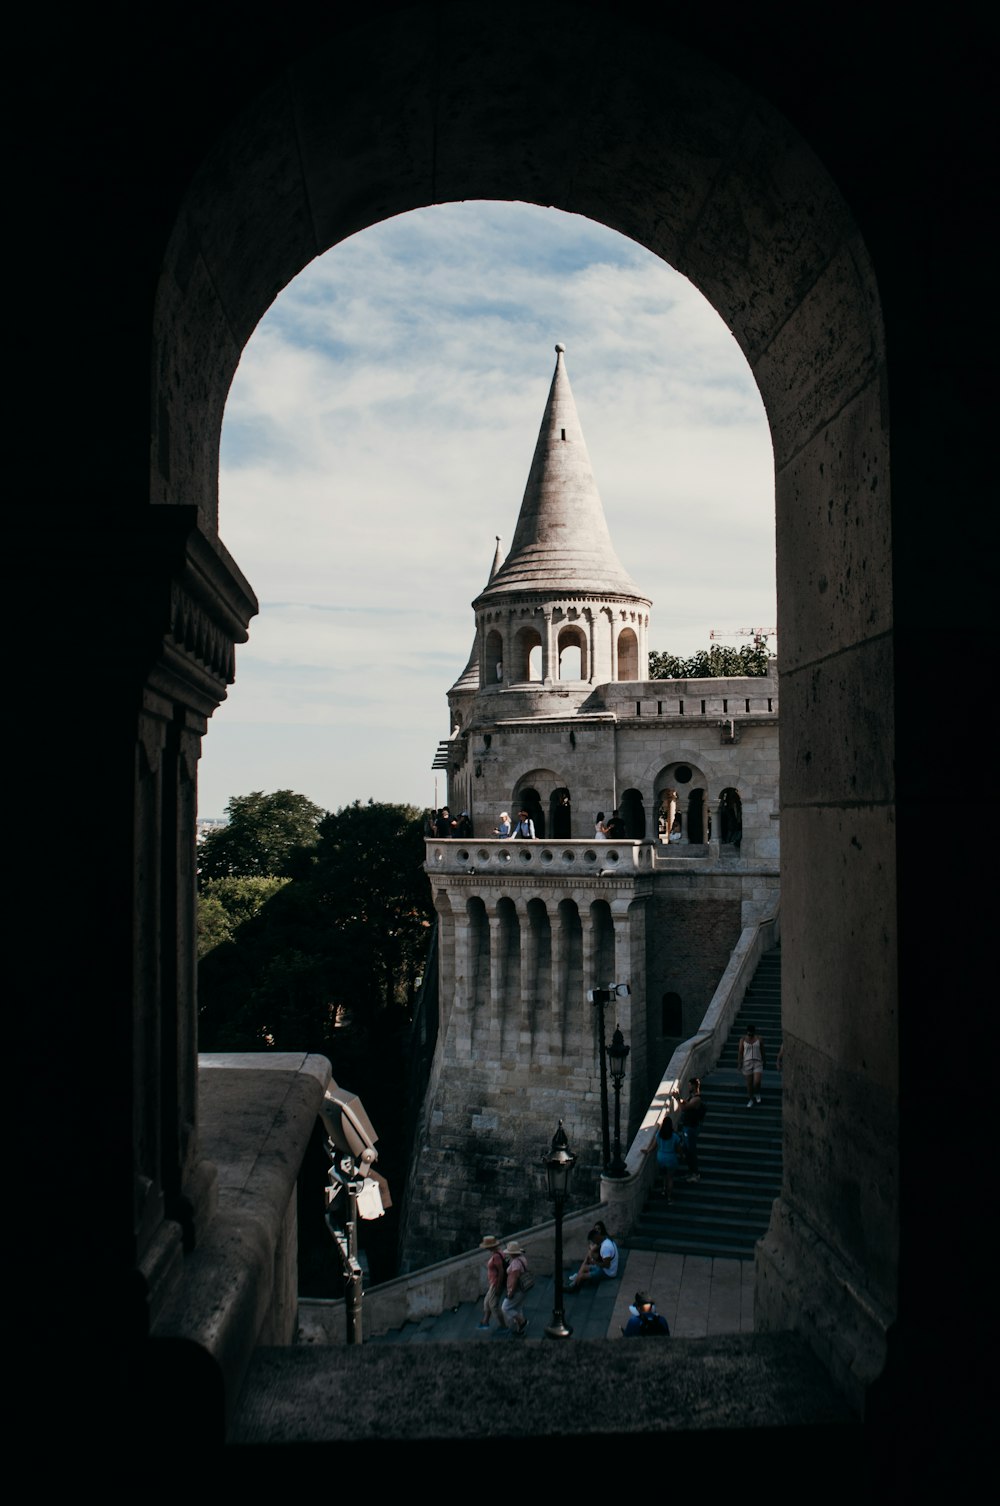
[475,346,646,605]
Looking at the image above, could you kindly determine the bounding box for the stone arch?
[512,624,542,682]
[616,626,639,681]
[148,6,896,1407]
[557,623,587,681]
[654,761,708,843]
[620,787,646,840]
[484,627,504,685]
[512,768,568,839]
[550,786,572,838]
[719,786,743,847]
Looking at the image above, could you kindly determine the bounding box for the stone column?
[451,911,475,1060]
[542,609,555,683]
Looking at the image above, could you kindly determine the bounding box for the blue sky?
[200,202,775,819]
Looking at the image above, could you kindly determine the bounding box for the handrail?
[601,909,780,1233]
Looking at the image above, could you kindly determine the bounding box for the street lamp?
[606,1025,630,1178]
[587,982,630,1172]
[543,1120,577,1339]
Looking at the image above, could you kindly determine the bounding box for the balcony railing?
[426,837,654,874]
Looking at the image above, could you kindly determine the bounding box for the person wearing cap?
[494,811,512,838]
[621,1291,670,1337]
[501,1240,530,1336]
[477,1236,507,1331]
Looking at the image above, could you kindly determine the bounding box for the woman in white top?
[737,1022,766,1107]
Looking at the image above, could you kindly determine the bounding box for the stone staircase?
[631,947,783,1260]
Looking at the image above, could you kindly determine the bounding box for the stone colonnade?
[401,871,651,1267]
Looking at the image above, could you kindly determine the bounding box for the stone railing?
[601,909,781,1233]
[426,837,653,875]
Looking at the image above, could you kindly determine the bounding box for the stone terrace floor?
[367,1251,754,1343]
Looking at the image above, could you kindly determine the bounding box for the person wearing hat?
[501,1240,530,1336]
[477,1236,507,1330]
[621,1291,670,1337]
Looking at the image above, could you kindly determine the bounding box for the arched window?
[661,992,683,1036]
[514,625,543,682]
[620,788,645,839]
[550,786,572,837]
[513,785,546,838]
[719,787,743,846]
[484,628,503,685]
[617,627,638,680]
[557,625,588,681]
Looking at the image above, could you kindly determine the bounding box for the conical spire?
[476,346,645,604]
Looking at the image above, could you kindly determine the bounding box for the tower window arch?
[557,625,588,681]
[514,625,543,682]
[484,628,504,685]
[617,627,638,681]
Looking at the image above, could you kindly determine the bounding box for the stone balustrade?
[426,836,653,874]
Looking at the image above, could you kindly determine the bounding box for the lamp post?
[544,1120,576,1339]
[588,982,630,1173]
[606,1025,630,1178]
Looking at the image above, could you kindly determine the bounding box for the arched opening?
[687,787,708,844]
[719,787,743,847]
[616,626,638,680]
[141,6,899,1420]
[557,624,587,681]
[550,786,572,837]
[620,788,646,840]
[513,625,543,683]
[661,992,683,1036]
[484,628,504,686]
[512,785,545,839]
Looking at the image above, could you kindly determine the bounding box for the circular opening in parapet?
[519,848,533,862]
[606,849,620,863]
[562,849,575,862]
[433,849,443,863]
[458,849,470,862]
[540,849,554,863]
[674,765,693,784]
[584,849,597,862]
[477,849,490,862]
[499,849,511,863]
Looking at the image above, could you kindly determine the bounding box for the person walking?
[501,1240,530,1335]
[737,1022,766,1107]
[677,1075,706,1182]
[651,1115,683,1201]
[477,1235,507,1330]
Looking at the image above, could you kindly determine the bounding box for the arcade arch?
[151,6,896,1406]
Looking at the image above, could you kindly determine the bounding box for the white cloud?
[203,202,775,817]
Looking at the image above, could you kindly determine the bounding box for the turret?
[469,346,651,706]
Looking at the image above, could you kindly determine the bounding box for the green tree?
[197,798,433,1054]
[197,876,291,959]
[648,635,771,679]
[198,790,324,880]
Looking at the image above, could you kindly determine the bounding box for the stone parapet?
[427,836,653,876]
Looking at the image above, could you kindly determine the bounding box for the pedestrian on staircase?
[677,1076,706,1182]
[646,1116,683,1202]
[738,1023,766,1107]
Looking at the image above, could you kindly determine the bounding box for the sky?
[201,201,775,820]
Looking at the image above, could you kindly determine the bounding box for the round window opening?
[674,765,693,784]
